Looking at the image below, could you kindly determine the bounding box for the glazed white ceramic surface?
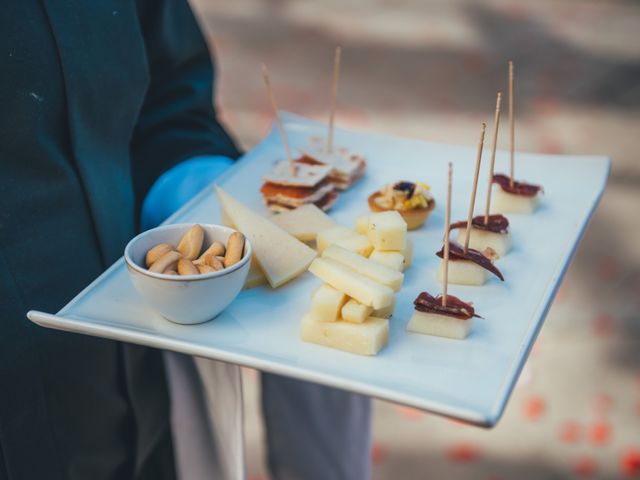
[28,113,610,426]
[124,223,251,324]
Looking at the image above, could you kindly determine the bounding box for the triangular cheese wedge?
[215,187,317,288]
[244,258,267,289]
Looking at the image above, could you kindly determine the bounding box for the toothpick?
[261,63,294,174]
[442,161,453,307]
[326,46,342,154]
[485,92,502,223]
[464,122,486,254]
[508,61,515,187]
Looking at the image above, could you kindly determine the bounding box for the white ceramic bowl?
[124,223,251,324]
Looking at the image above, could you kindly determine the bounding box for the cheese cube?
[373,296,396,318]
[334,235,373,257]
[301,314,389,355]
[341,299,373,323]
[355,215,370,234]
[271,204,336,242]
[316,226,358,254]
[216,187,317,288]
[406,310,472,339]
[308,258,394,309]
[491,185,540,214]
[369,250,405,272]
[323,245,404,291]
[455,228,511,258]
[367,211,407,251]
[437,259,488,286]
[369,238,413,272]
[309,284,347,322]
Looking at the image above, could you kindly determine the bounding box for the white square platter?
[28,113,610,426]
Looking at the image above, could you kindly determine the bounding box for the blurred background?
[190,0,640,478]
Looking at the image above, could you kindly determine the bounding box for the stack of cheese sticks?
[301,210,410,355]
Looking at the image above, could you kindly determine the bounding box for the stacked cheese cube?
[301,211,408,355]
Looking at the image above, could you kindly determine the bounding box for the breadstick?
[177,258,199,276]
[146,243,173,268]
[204,254,225,271]
[164,269,178,276]
[197,264,217,274]
[149,251,181,273]
[199,241,226,260]
[177,224,204,260]
[224,232,245,268]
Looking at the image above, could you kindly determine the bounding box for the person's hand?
[141,156,234,230]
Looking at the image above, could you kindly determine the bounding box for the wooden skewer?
[485,92,502,224]
[464,122,486,254]
[261,63,294,174]
[442,161,453,307]
[326,46,342,154]
[508,61,515,187]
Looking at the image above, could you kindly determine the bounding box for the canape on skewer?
[407,161,480,340]
[259,63,339,212]
[456,91,512,257]
[407,292,479,339]
[450,214,511,258]
[437,122,505,286]
[491,174,543,214]
[436,241,504,286]
[493,61,544,214]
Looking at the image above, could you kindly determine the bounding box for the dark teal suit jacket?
[0,1,239,478]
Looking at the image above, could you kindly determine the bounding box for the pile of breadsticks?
[145,224,245,276]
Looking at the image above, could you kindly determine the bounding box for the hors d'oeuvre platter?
[28,112,609,426]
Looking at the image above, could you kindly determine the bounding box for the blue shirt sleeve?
[141,155,234,231]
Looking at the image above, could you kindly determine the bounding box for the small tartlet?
[368,181,436,230]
